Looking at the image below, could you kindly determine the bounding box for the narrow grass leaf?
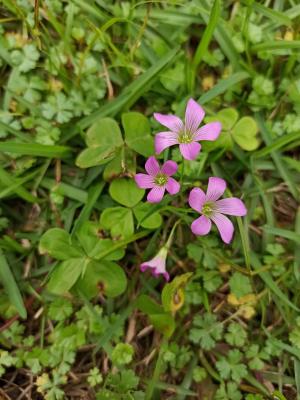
[255,113,298,200]
[0,249,26,318]
[198,72,250,105]
[189,0,220,91]
[252,131,300,158]
[71,182,105,235]
[252,40,300,52]
[0,142,72,158]
[251,252,299,312]
[263,225,300,244]
[77,47,180,129]
[0,166,38,203]
[250,2,291,25]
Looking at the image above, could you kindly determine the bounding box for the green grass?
[0,1,299,399]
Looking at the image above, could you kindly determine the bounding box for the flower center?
[201,202,215,217]
[178,129,193,144]
[154,173,168,186]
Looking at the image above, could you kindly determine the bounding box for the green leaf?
[76,118,123,168]
[75,260,127,298]
[133,203,162,229]
[232,116,259,151]
[161,273,192,313]
[225,322,247,347]
[122,112,154,157]
[229,272,252,299]
[0,166,38,204]
[0,249,26,319]
[216,349,248,383]
[0,141,71,158]
[39,228,83,260]
[136,294,164,315]
[77,47,180,129]
[100,207,134,238]
[189,0,220,91]
[198,72,250,105]
[150,313,175,338]
[109,178,144,207]
[86,118,122,148]
[47,257,86,294]
[75,221,125,260]
[217,108,239,130]
[111,343,134,366]
[76,146,116,168]
[189,313,223,350]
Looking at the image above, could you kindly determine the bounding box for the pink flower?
[135,156,180,203]
[188,177,247,244]
[140,247,169,281]
[154,98,221,160]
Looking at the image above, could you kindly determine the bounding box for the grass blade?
[263,225,300,244]
[188,0,220,91]
[252,131,300,158]
[198,71,250,105]
[251,252,299,312]
[0,166,38,203]
[0,249,26,318]
[252,40,300,52]
[0,142,72,158]
[77,47,180,129]
[71,182,105,235]
[255,113,299,200]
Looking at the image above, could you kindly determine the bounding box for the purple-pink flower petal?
[179,142,201,160]
[191,215,212,236]
[166,177,180,195]
[189,187,206,213]
[215,198,247,216]
[210,212,234,244]
[147,186,165,203]
[155,132,179,154]
[193,122,222,141]
[140,249,169,281]
[154,113,183,132]
[185,98,205,133]
[134,174,154,189]
[206,177,226,202]
[161,160,178,176]
[145,156,160,176]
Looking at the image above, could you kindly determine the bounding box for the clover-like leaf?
[39,228,83,260]
[109,178,144,207]
[232,116,259,151]
[133,202,162,229]
[100,207,134,238]
[76,118,123,168]
[122,112,154,157]
[75,260,127,298]
[47,257,87,294]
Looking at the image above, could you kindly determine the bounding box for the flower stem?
[145,337,168,400]
[180,156,185,187]
[165,219,181,249]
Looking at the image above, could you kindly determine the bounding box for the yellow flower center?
[201,202,214,217]
[155,173,168,186]
[178,129,193,144]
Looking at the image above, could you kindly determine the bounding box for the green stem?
[145,337,168,400]
[180,156,185,188]
[165,219,181,249]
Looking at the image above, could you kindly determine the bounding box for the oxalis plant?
[135,98,247,280]
[38,98,248,399]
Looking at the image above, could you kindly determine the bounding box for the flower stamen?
[154,173,168,186]
[201,202,214,217]
[178,129,193,144]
